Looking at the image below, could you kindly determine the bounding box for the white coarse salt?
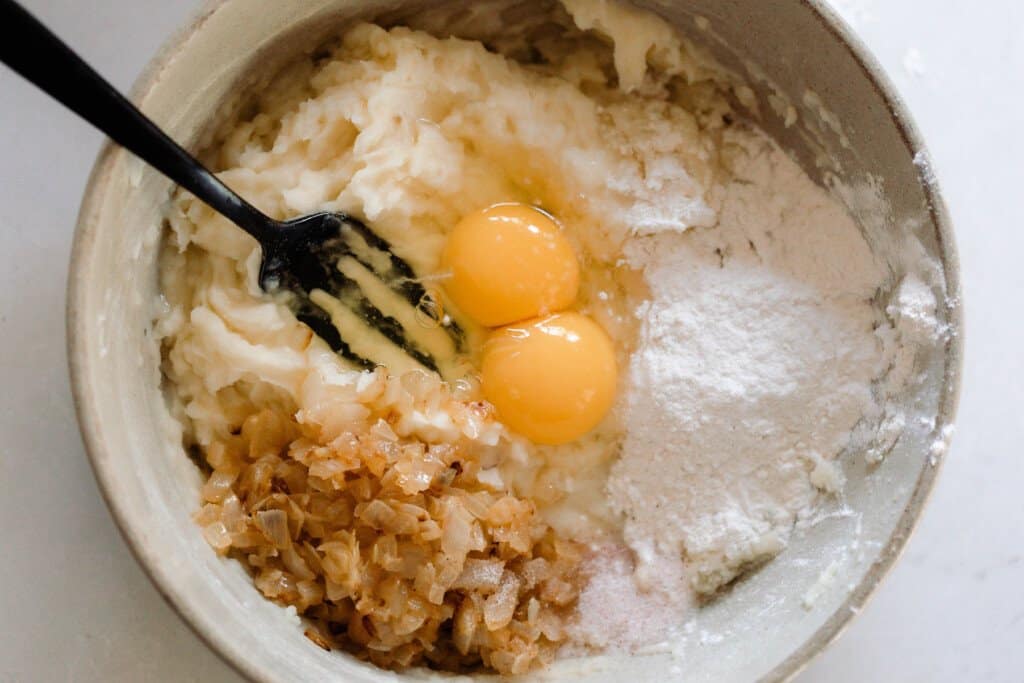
[569,544,691,652]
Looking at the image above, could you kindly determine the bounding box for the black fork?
[0,0,462,372]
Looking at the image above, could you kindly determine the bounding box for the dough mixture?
[156,0,936,673]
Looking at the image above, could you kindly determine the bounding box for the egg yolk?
[441,203,580,327]
[481,312,617,445]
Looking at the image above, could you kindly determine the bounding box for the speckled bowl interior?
[68,1,961,681]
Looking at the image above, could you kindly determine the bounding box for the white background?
[0,0,1020,680]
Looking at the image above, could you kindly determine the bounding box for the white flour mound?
[612,128,893,595]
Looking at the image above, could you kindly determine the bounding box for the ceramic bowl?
[67,1,962,681]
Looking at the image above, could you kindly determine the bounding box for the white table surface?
[1,1,1020,681]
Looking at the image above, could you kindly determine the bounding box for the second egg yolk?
[481,312,617,445]
[441,203,580,327]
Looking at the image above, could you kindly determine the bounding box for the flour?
[802,558,844,609]
[903,48,927,78]
[610,128,892,595]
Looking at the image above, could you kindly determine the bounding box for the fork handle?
[0,0,280,244]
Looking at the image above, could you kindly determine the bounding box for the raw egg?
[481,312,617,445]
[441,203,579,327]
